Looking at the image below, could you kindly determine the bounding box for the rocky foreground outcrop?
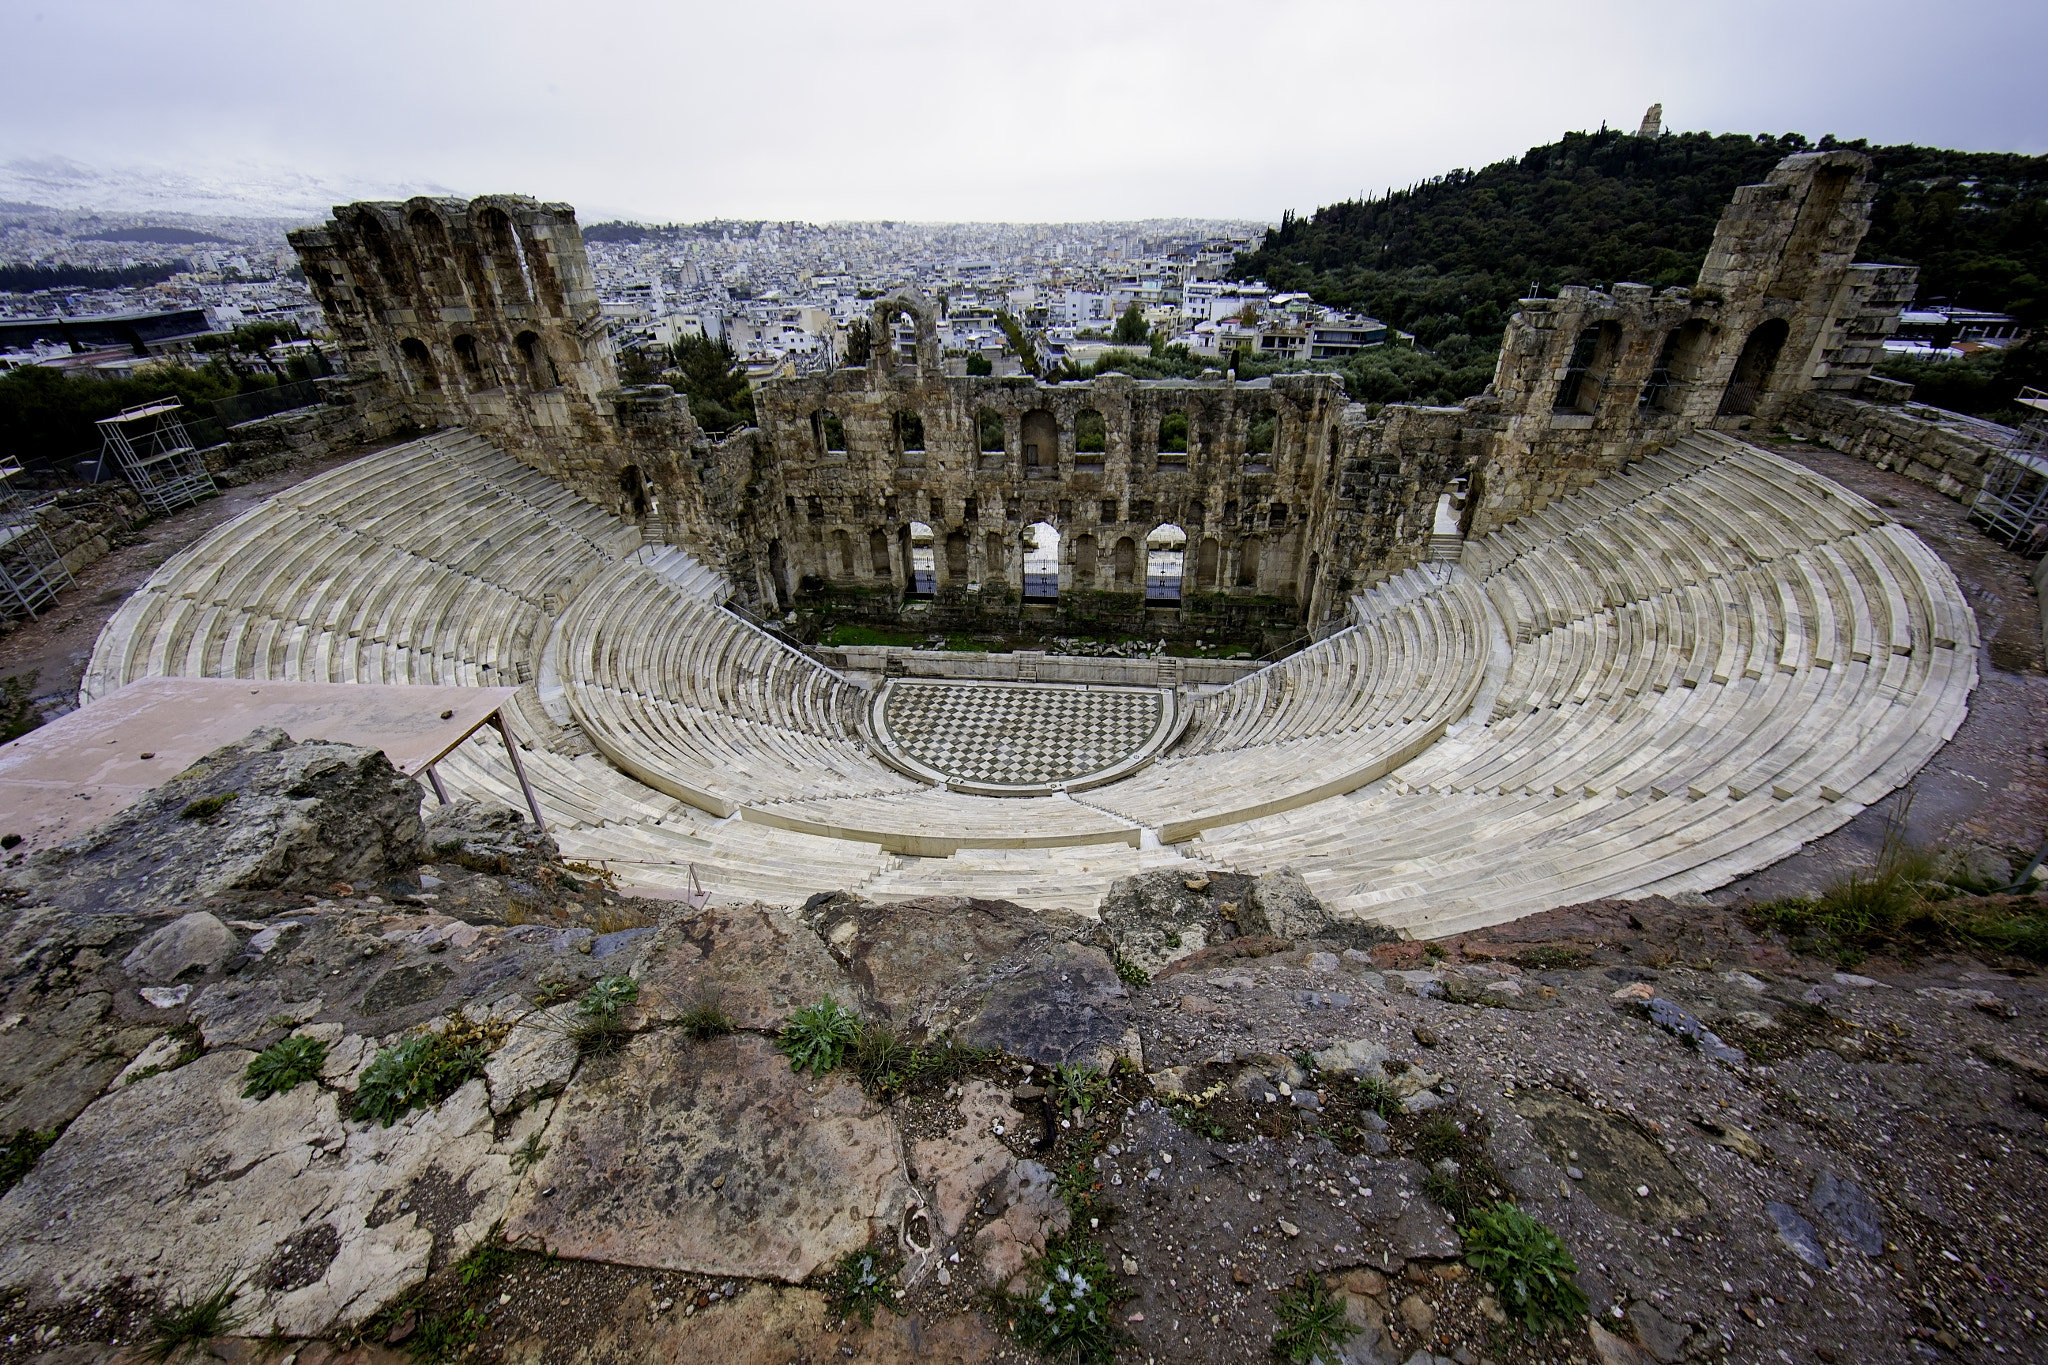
[0,737,2043,1364]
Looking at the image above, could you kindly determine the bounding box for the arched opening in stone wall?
[475,207,531,306]
[619,465,649,519]
[1112,535,1138,590]
[894,411,926,460]
[869,528,891,578]
[814,409,846,455]
[984,531,1007,580]
[356,215,411,296]
[1074,409,1106,472]
[1023,521,1061,599]
[406,209,461,308]
[1326,428,1342,486]
[1245,408,1276,474]
[905,521,936,596]
[1073,533,1098,587]
[945,529,968,581]
[398,337,439,390]
[976,408,1005,453]
[767,538,791,613]
[1157,411,1189,468]
[1145,523,1187,602]
[1022,410,1057,478]
[1718,318,1790,417]
[514,331,557,387]
[1197,537,1221,590]
[830,529,855,579]
[1650,319,1714,413]
[1554,321,1623,414]
[453,333,487,383]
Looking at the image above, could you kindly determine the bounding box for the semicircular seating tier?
[1192,432,1977,937]
[80,427,1975,934]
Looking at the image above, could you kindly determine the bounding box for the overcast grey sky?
[3,0,2043,224]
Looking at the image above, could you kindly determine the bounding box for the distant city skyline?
[2,0,2043,225]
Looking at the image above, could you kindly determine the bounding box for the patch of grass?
[1272,1271,1354,1363]
[817,1245,900,1326]
[241,1035,329,1100]
[1049,1062,1109,1118]
[1111,950,1150,987]
[847,1020,917,1096]
[1461,1202,1588,1335]
[1511,946,1593,971]
[509,1131,549,1175]
[1053,1155,1103,1218]
[1412,1114,1464,1164]
[1011,1236,1126,1364]
[1423,1168,1471,1220]
[0,1126,60,1197]
[570,974,640,1056]
[141,1273,245,1364]
[676,984,734,1040]
[353,1030,490,1128]
[778,996,861,1076]
[1354,1075,1404,1121]
[405,1306,486,1363]
[177,791,236,821]
[455,1221,513,1289]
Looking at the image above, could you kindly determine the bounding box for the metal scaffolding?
[0,457,73,620]
[96,399,218,513]
[1968,387,2048,559]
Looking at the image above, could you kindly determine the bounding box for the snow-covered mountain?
[0,156,457,223]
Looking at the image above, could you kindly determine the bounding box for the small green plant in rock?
[455,1221,514,1289]
[241,1034,328,1100]
[1354,1075,1404,1120]
[1111,950,1150,987]
[1462,1202,1588,1334]
[1053,1155,1103,1218]
[1011,1236,1125,1364]
[778,996,860,1076]
[847,1020,917,1097]
[141,1273,245,1364]
[1412,1115,1464,1163]
[0,1126,60,1197]
[353,1032,488,1128]
[510,1131,550,1175]
[125,1023,204,1085]
[405,1305,486,1364]
[1049,1062,1108,1118]
[1271,1271,1354,1363]
[818,1245,900,1326]
[178,791,236,821]
[676,983,734,1040]
[570,974,640,1056]
[1423,1167,1471,1221]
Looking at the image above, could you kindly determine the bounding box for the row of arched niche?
[781,521,1200,607]
[807,404,1282,474]
[393,329,558,395]
[1552,316,1791,419]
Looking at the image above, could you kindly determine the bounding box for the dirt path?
[0,446,387,723]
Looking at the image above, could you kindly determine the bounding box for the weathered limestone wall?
[1780,388,2015,501]
[288,150,1915,633]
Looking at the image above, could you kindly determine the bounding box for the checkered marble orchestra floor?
[879,681,1162,786]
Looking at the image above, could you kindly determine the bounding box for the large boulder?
[6,729,426,912]
[119,911,237,982]
[1098,866,1387,975]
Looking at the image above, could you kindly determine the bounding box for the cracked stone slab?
[502,1032,912,1282]
[0,1050,516,1337]
[630,903,852,1032]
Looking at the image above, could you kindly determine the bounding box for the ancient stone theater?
[83,150,1977,936]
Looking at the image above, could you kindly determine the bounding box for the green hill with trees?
[1233,128,2047,416]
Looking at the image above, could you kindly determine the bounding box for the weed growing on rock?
[1354,1075,1404,1121]
[848,1020,917,1096]
[405,1305,485,1363]
[1053,1155,1104,1219]
[240,1035,328,1100]
[0,1126,59,1197]
[1011,1235,1125,1365]
[353,1032,489,1128]
[676,984,734,1040]
[1111,950,1150,987]
[124,1023,204,1085]
[1461,1202,1587,1334]
[1166,1079,1234,1141]
[1271,1272,1354,1363]
[778,996,860,1076]
[1049,1062,1109,1118]
[509,1131,549,1175]
[818,1245,900,1326]
[141,1273,244,1364]
[177,791,236,821]
[455,1222,513,1289]
[571,974,639,1056]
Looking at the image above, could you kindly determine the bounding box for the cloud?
[2,0,2041,222]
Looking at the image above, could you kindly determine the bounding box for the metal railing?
[211,378,322,428]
